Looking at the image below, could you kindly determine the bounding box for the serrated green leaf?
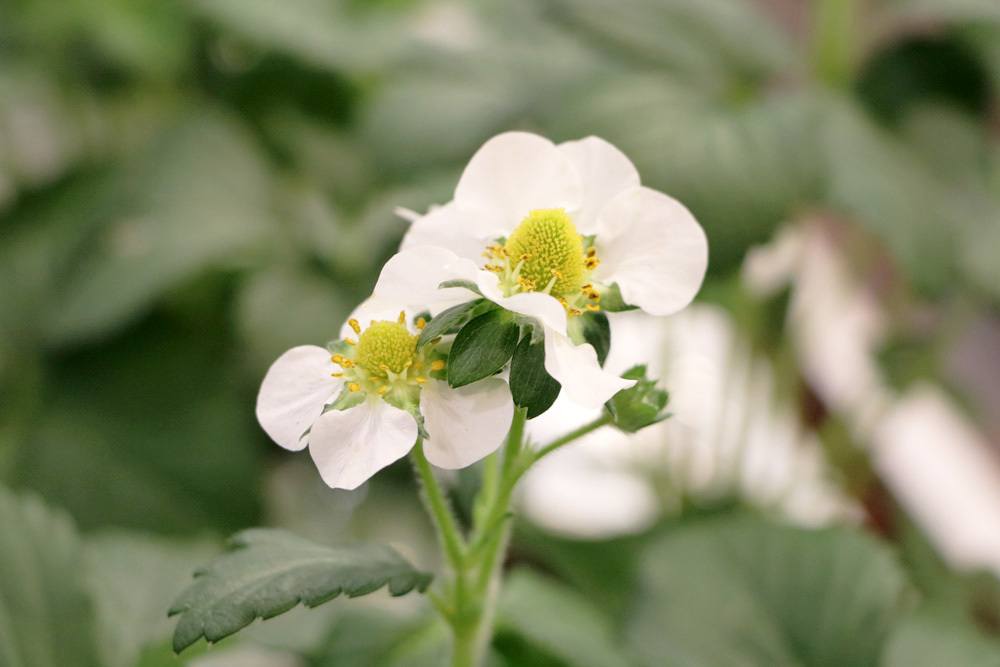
[628,515,908,667]
[579,311,611,366]
[417,299,486,348]
[447,309,520,388]
[168,529,432,653]
[509,336,560,419]
[496,569,630,667]
[0,485,100,667]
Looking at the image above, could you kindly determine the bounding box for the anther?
[416,317,426,330]
[348,382,361,393]
[348,319,361,335]
[430,359,445,371]
[344,338,356,346]
[415,376,427,384]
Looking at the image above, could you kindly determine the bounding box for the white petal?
[421,378,514,469]
[543,330,635,409]
[475,271,568,335]
[595,187,708,316]
[256,346,341,451]
[558,136,640,234]
[454,132,582,236]
[374,246,482,316]
[400,202,489,262]
[307,398,418,490]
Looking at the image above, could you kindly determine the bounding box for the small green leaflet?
[447,309,520,388]
[509,336,561,419]
[168,529,432,653]
[417,299,487,347]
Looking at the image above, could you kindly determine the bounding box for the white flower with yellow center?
[376,132,709,409]
[255,300,514,489]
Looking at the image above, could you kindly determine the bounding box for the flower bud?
[605,365,669,433]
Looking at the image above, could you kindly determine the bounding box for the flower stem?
[533,413,612,462]
[449,407,527,667]
[411,440,466,572]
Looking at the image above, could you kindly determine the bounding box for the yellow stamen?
[416,317,426,330]
[331,372,344,378]
[344,338,356,346]
[348,382,361,393]
[415,376,427,384]
[348,318,362,335]
[430,359,445,371]
[377,385,390,395]
[397,311,406,324]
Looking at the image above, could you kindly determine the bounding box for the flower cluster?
[256,132,708,489]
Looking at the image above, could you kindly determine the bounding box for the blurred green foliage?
[2,0,1000,664]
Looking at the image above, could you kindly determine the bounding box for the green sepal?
[326,385,366,412]
[417,299,488,348]
[168,529,432,653]
[605,365,669,433]
[438,279,482,295]
[599,283,637,312]
[447,309,520,388]
[579,311,611,366]
[509,335,561,419]
[326,339,352,356]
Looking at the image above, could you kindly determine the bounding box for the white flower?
[377,132,709,410]
[256,299,513,490]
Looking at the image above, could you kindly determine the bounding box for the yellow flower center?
[504,209,586,297]
[355,321,417,377]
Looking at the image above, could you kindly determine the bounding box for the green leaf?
[84,532,216,667]
[0,485,100,667]
[605,365,669,433]
[882,607,1000,667]
[495,569,630,667]
[579,311,611,366]
[509,336,561,419]
[627,515,908,667]
[417,299,486,348]
[447,309,520,388]
[168,529,432,653]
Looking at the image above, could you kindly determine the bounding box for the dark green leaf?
[605,365,669,433]
[417,299,486,348]
[509,336,561,419]
[168,529,432,653]
[447,309,520,388]
[628,515,908,667]
[579,311,611,366]
[0,485,101,667]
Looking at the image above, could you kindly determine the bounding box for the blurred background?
[2,0,1000,665]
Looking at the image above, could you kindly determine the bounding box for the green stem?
[450,408,527,667]
[411,440,466,572]
[533,413,612,462]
